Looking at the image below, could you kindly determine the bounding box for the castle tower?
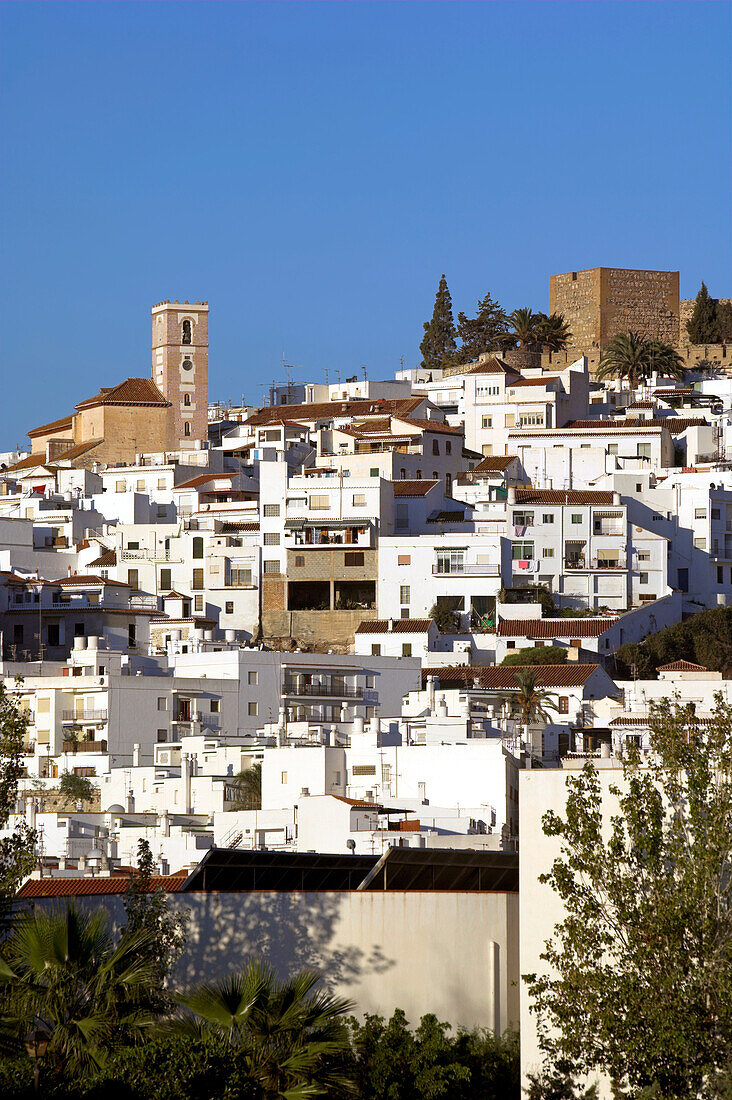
[151,300,209,449]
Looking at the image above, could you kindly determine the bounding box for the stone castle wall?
[550,268,679,354]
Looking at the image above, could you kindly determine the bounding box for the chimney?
[507,486,517,504]
[132,743,140,767]
[388,618,394,631]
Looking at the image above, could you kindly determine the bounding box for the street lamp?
[25,1027,49,1095]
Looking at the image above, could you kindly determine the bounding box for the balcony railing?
[62,739,108,753]
[432,563,500,575]
[62,711,108,723]
[593,525,624,536]
[564,557,627,570]
[282,681,364,699]
[130,595,159,610]
[121,549,181,563]
[172,714,221,729]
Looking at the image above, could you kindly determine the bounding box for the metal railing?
[432,563,500,575]
[564,557,627,570]
[282,681,364,699]
[62,711,108,723]
[62,739,108,754]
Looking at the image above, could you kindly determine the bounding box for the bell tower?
[151,300,209,449]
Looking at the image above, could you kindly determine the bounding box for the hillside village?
[2,266,732,1084]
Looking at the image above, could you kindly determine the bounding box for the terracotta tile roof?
[350,417,393,433]
[245,397,424,427]
[392,479,439,497]
[650,417,710,433]
[509,375,562,388]
[17,875,183,898]
[1,455,53,474]
[51,440,104,462]
[654,387,695,395]
[514,488,618,505]
[221,522,259,532]
[567,418,709,434]
[657,659,709,672]
[355,618,433,634]
[331,796,383,807]
[610,712,715,727]
[510,425,665,437]
[75,378,171,410]
[88,550,117,568]
[423,664,602,688]
[52,574,131,587]
[627,402,655,409]
[498,617,616,638]
[162,590,188,599]
[393,417,464,435]
[27,415,74,439]
[471,455,517,473]
[444,356,518,377]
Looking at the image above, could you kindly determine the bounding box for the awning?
[597,549,620,560]
[593,511,624,519]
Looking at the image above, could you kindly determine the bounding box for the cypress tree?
[717,301,732,342]
[456,291,509,362]
[419,275,456,370]
[686,282,720,344]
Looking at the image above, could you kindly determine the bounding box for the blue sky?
[1,1,730,447]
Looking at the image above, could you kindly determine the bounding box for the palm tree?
[536,312,572,353]
[231,761,262,810]
[507,307,540,349]
[0,906,156,1082]
[597,331,686,388]
[173,960,355,1098]
[499,668,558,755]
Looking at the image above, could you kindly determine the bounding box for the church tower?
[151,300,209,449]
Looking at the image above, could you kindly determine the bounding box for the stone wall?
[262,608,377,649]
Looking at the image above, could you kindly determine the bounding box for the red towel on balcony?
[518,560,529,569]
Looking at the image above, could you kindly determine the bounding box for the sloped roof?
[27,415,74,439]
[394,417,464,435]
[52,574,131,587]
[51,440,105,463]
[514,488,618,505]
[498,618,616,638]
[509,375,562,388]
[355,619,433,634]
[175,472,238,490]
[2,455,54,474]
[17,875,183,898]
[75,378,171,410]
[88,550,117,568]
[567,417,708,434]
[423,664,602,688]
[657,659,709,672]
[392,480,439,497]
[245,397,424,427]
[444,356,518,377]
[468,455,518,474]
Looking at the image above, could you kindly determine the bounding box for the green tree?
[613,606,732,680]
[501,646,567,667]
[597,332,685,388]
[524,698,732,1097]
[0,681,37,930]
[506,307,541,350]
[686,282,720,344]
[456,293,509,363]
[58,771,96,808]
[536,312,572,353]
[718,301,732,342]
[0,906,156,1084]
[429,599,462,634]
[231,763,262,811]
[499,668,558,754]
[122,840,187,1012]
[173,960,354,1098]
[420,276,457,371]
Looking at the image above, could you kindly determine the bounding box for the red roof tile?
[245,397,424,427]
[52,574,131,587]
[393,417,464,435]
[17,875,183,898]
[27,415,74,439]
[423,664,602,688]
[509,375,562,388]
[514,488,618,505]
[75,379,171,410]
[392,480,439,497]
[657,659,709,672]
[498,617,616,638]
[355,619,433,634]
[88,550,117,568]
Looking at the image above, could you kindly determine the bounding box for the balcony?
[62,739,108,754]
[62,710,108,723]
[121,549,182,563]
[129,595,159,610]
[564,557,627,571]
[282,681,364,699]
[432,562,500,575]
[593,525,624,536]
[172,713,221,729]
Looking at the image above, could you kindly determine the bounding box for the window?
[608,444,618,455]
[352,764,376,776]
[182,319,192,344]
[264,532,280,545]
[194,595,204,611]
[263,504,280,517]
[402,643,412,657]
[432,440,439,455]
[158,478,166,490]
[263,561,279,574]
[345,551,364,566]
[542,547,554,557]
[116,480,126,492]
[637,551,650,562]
[446,441,452,455]
[157,729,167,742]
[371,644,381,656]
[127,569,139,589]
[210,699,220,713]
[400,585,410,603]
[370,467,379,477]
[637,443,652,460]
[636,483,642,492]
[571,514,582,524]
[352,493,366,507]
[183,393,191,406]
[558,696,569,714]
[225,601,234,614]
[639,572,649,585]
[248,671,258,685]
[712,509,721,520]
[694,538,706,549]
[248,702,258,716]
[280,771,287,784]
[47,624,60,647]
[511,541,534,560]
[295,555,305,567]
[184,422,191,437]
[157,697,167,711]
[400,608,409,618]
[230,566,252,586]
[506,640,516,649]
[482,416,493,429]
[400,468,406,479]
[160,568,171,590]
[398,554,411,565]
[192,569,204,590]
[718,567,724,584]
[695,508,707,519]
[542,514,554,524]
[128,623,136,648]
[192,537,204,558]
[513,511,534,527]
[136,481,145,491]
[309,495,329,510]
